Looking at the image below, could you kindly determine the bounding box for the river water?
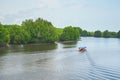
[0,37,120,80]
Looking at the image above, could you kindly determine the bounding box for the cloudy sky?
[0,0,120,31]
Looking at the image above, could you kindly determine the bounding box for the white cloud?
[34,0,61,9]
[0,0,120,31]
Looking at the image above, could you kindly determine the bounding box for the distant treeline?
[57,27,120,38]
[0,18,120,47]
[80,29,120,38]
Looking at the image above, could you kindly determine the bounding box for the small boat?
[78,47,87,52]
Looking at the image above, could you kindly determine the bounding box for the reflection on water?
[0,37,120,80]
[0,43,57,55]
[62,41,77,48]
[24,43,57,52]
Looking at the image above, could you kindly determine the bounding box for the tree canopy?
[0,24,10,47]
[0,18,59,47]
[22,18,58,43]
[94,30,102,37]
[81,30,88,36]
[0,17,120,47]
[59,26,80,41]
[8,25,30,44]
[117,30,120,38]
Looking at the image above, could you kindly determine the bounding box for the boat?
[78,47,87,52]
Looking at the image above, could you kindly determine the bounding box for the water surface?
[0,37,120,80]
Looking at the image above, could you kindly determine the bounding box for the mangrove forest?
[0,18,120,47]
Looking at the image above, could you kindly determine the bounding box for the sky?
[0,0,120,32]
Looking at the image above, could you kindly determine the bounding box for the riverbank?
[60,40,77,43]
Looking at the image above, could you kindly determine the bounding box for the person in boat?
[79,47,87,52]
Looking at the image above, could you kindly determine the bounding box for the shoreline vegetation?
[0,18,120,47]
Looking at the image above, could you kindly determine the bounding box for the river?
[0,37,120,80]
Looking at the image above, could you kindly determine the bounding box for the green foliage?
[59,26,80,41]
[81,30,88,36]
[22,19,35,42]
[0,24,10,46]
[56,28,63,36]
[87,32,94,37]
[103,30,110,38]
[8,25,30,44]
[73,27,82,35]
[22,18,58,43]
[117,30,120,38]
[94,30,102,37]
[0,18,120,47]
[109,32,117,38]
[35,18,58,43]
